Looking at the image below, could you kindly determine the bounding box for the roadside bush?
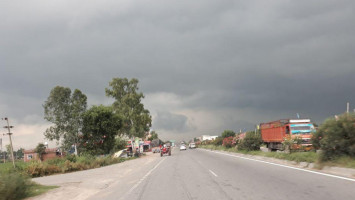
[17,154,131,178]
[238,131,262,151]
[47,157,66,166]
[25,161,44,177]
[282,135,303,151]
[212,137,223,146]
[312,113,355,161]
[65,154,77,163]
[0,172,29,200]
[222,136,235,148]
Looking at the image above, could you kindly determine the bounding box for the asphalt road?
[33,148,355,200]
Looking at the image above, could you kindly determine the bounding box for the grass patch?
[26,183,59,198]
[319,156,355,169]
[0,155,137,178]
[199,145,319,165]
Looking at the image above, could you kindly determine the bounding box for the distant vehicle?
[161,144,171,157]
[260,119,315,151]
[180,144,187,151]
[189,143,196,149]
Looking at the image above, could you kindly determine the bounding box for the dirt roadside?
[28,152,161,200]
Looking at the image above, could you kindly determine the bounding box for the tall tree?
[105,78,152,138]
[35,143,46,162]
[43,86,87,152]
[16,148,24,159]
[221,130,236,138]
[148,131,159,141]
[80,105,122,155]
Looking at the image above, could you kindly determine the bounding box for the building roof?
[23,148,58,154]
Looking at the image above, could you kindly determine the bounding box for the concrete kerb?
[199,148,355,179]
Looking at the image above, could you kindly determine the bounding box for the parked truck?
[260,119,315,151]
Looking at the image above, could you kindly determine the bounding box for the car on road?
[189,143,196,149]
[180,144,187,151]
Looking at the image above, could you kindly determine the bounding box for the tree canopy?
[221,130,236,138]
[43,86,87,151]
[105,78,152,138]
[148,131,159,141]
[80,105,122,155]
[35,143,46,161]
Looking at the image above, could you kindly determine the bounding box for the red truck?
[260,119,315,150]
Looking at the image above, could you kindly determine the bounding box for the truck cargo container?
[260,119,315,150]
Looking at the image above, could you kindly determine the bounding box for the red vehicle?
[160,144,171,157]
[260,119,315,150]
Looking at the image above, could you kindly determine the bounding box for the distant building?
[201,135,218,141]
[169,140,175,147]
[23,148,64,162]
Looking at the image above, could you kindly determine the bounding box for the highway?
[33,148,355,200]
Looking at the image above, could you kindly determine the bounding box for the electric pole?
[2,117,15,168]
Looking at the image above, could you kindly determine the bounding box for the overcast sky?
[1,0,355,150]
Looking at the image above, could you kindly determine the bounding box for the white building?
[201,135,218,141]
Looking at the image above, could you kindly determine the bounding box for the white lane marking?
[124,157,166,196]
[209,169,218,177]
[199,149,355,182]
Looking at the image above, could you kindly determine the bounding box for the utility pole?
[2,117,15,168]
[347,102,349,113]
[0,138,4,163]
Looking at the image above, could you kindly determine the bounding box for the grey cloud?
[0,0,355,146]
[153,111,195,132]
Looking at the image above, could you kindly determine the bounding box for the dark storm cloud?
[0,0,355,144]
[153,111,195,132]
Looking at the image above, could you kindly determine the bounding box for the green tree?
[238,131,262,151]
[112,136,127,153]
[16,148,24,159]
[35,143,46,161]
[43,86,87,153]
[311,113,355,160]
[105,78,152,138]
[80,105,122,155]
[148,131,159,141]
[221,130,236,138]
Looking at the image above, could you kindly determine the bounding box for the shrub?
[0,172,29,200]
[65,154,77,163]
[47,157,66,166]
[312,113,355,161]
[25,161,44,177]
[62,160,76,173]
[238,131,262,151]
[222,136,235,148]
[76,154,95,166]
[282,135,303,151]
[212,137,223,146]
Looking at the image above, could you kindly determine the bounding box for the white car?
[189,143,196,149]
[180,145,187,151]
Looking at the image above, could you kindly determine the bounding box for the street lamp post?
[2,118,15,168]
